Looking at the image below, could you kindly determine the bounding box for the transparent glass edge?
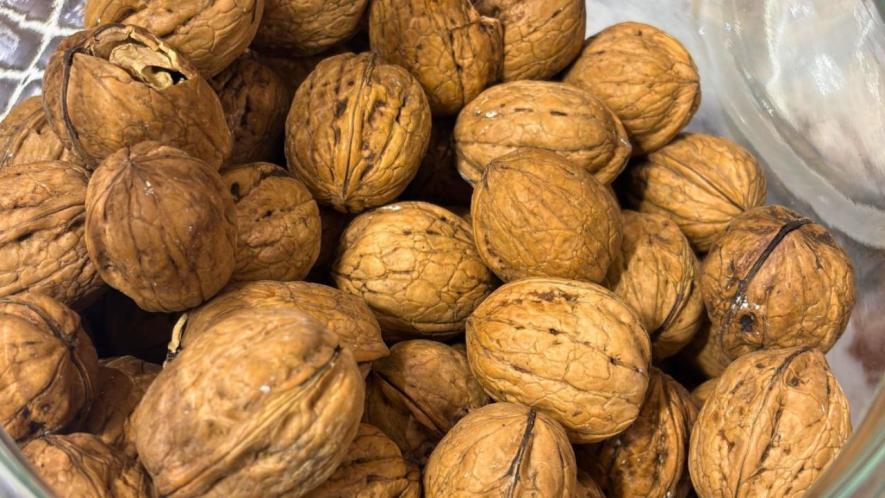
[0,430,51,498]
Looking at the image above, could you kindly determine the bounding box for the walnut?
[364,340,491,463]
[132,309,364,498]
[0,161,103,308]
[22,433,155,498]
[285,52,431,213]
[42,25,232,169]
[401,118,473,207]
[466,277,651,443]
[454,80,631,185]
[0,292,98,442]
[691,377,719,408]
[581,368,698,498]
[564,22,701,155]
[0,96,80,168]
[624,133,767,252]
[606,210,705,359]
[333,201,496,340]
[699,205,855,375]
[471,149,622,284]
[423,402,577,498]
[575,470,605,498]
[83,290,176,364]
[689,347,851,498]
[303,424,421,498]
[369,0,503,116]
[473,0,585,81]
[253,0,368,56]
[222,162,321,282]
[84,0,262,77]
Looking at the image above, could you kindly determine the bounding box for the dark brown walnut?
[42,25,232,169]
[308,208,350,282]
[85,143,237,312]
[564,22,701,156]
[455,80,631,185]
[424,402,577,497]
[0,161,103,308]
[0,292,98,442]
[400,118,473,207]
[364,340,491,463]
[699,205,855,375]
[689,347,852,498]
[132,309,364,498]
[22,433,156,498]
[285,52,431,213]
[254,0,368,56]
[369,0,503,116]
[222,162,321,282]
[0,96,80,168]
[303,424,421,498]
[576,470,606,498]
[466,278,651,443]
[606,210,705,359]
[472,149,622,284]
[333,201,496,340]
[473,0,585,81]
[83,290,176,364]
[582,369,698,498]
[624,133,767,252]
[691,377,719,408]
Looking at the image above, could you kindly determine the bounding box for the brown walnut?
[401,118,473,207]
[466,277,651,443]
[253,0,368,56]
[576,470,606,498]
[455,80,631,185]
[369,0,503,116]
[564,22,701,155]
[423,402,577,498]
[0,96,80,168]
[689,347,851,498]
[43,25,232,169]
[691,377,719,408]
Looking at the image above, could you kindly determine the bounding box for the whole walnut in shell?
[364,340,491,463]
[0,292,98,442]
[401,119,473,207]
[471,149,622,284]
[466,277,651,443]
[253,0,368,56]
[624,133,767,252]
[689,347,851,498]
[22,432,155,498]
[42,25,232,169]
[303,424,421,498]
[473,0,585,81]
[606,210,705,359]
[691,377,719,408]
[0,96,80,168]
[85,143,237,312]
[369,0,503,116]
[286,52,431,213]
[84,0,262,77]
[333,202,496,340]
[564,22,701,155]
[222,162,321,282]
[699,205,855,375]
[133,309,364,498]
[0,161,102,308]
[424,402,577,498]
[455,80,631,185]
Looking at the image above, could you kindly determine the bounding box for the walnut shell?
[0,292,98,442]
[85,143,237,312]
[606,211,704,359]
[423,402,577,498]
[132,309,364,498]
[472,149,622,284]
[689,347,851,498]
[369,0,503,116]
[576,470,606,498]
[84,0,262,77]
[254,0,368,56]
[400,118,473,207]
[455,80,631,185]
[691,377,719,408]
[222,162,321,282]
[699,205,855,375]
[624,133,767,252]
[0,161,103,308]
[333,201,496,340]
[303,424,421,498]
[0,96,80,168]
[364,340,491,463]
[83,290,176,364]
[564,22,701,155]
[466,277,651,443]
[285,52,431,213]
[43,25,232,169]
[22,433,155,498]
[473,0,585,81]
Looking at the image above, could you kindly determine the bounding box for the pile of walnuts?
[0,2,858,498]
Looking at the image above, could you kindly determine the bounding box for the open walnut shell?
[253,0,368,56]
[0,96,80,168]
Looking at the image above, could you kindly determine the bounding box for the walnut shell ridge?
[254,0,368,56]
[0,96,80,168]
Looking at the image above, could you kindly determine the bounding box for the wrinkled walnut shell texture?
[254,0,368,56]
[0,97,80,168]
[691,377,719,408]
